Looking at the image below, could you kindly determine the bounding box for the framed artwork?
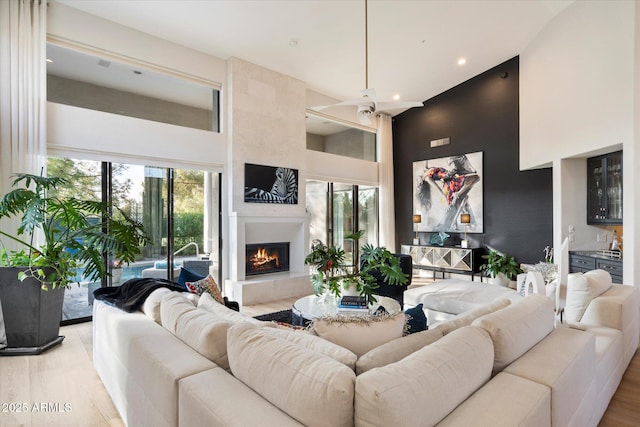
[412,151,483,233]
[244,163,298,204]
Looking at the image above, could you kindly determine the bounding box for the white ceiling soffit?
[54,0,574,112]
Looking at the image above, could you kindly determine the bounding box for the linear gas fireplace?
[246,242,290,276]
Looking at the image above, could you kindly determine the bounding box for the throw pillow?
[177,267,205,288]
[565,269,613,323]
[186,274,225,305]
[404,303,427,334]
[311,312,406,357]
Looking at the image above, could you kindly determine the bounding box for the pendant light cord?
[365,0,368,89]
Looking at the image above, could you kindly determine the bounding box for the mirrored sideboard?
[401,245,482,280]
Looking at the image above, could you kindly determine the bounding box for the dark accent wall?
[392,57,553,264]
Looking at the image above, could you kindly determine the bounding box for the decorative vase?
[493,272,510,287]
[341,281,360,297]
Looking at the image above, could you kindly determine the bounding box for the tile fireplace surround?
[226,213,311,305]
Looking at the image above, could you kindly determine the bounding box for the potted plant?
[0,173,148,354]
[304,230,408,304]
[479,248,523,286]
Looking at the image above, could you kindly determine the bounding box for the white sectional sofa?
[93,270,639,427]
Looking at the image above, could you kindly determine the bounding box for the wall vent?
[430,137,450,148]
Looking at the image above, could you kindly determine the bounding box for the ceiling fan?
[310,0,423,125]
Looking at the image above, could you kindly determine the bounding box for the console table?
[401,245,482,280]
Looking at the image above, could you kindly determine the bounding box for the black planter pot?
[0,267,65,355]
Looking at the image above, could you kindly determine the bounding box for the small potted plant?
[479,248,523,286]
[0,173,148,354]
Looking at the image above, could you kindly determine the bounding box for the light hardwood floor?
[0,297,638,427]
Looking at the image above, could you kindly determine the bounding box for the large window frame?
[54,157,222,325]
[306,180,379,267]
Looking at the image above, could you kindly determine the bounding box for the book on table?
[339,296,367,307]
[337,305,370,314]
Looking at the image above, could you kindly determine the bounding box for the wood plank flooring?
[0,296,638,426]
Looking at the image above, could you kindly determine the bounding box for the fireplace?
[246,242,290,276]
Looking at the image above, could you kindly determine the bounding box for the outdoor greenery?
[47,158,207,259]
[304,230,408,303]
[0,173,149,289]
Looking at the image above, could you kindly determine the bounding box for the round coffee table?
[292,295,401,326]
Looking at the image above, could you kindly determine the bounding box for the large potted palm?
[0,174,148,354]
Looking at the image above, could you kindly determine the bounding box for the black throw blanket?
[93,278,187,312]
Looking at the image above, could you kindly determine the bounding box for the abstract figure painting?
[413,151,483,233]
[244,163,299,204]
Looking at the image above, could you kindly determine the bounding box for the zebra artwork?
[244,164,298,204]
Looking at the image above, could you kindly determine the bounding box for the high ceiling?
[55,0,573,113]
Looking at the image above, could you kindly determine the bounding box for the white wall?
[521,0,638,283]
[520,1,634,169]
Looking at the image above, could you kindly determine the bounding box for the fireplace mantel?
[226,213,311,305]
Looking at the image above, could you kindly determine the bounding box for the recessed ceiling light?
[393,94,400,100]
[458,58,466,66]
[46,58,52,63]
[289,39,298,47]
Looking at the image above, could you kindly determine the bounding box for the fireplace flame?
[250,247,279,268]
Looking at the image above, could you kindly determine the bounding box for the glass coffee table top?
[292,295,401,325]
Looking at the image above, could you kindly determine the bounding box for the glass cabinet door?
[587,151,622,224]
[605,153,622,222]
[587,157,605,222]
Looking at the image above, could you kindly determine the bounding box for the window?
[306,180,379,265]
[46,43,220,132]
[51,157,221,324]
[306,114,376,161]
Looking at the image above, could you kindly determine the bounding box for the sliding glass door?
[51,157,221,324]
[306,180,379,265]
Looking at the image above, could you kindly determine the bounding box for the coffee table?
[292,295,401,326]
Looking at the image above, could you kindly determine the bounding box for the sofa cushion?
[198,292,264,326]
[437,372,551,427]
[354,326,493,426]
[503,326,596,427]
[434,298,511,336]
[142,287,173,323]
[227,323,355,427]
[179,368,305,427]
[186,274,225,305]
[565,270,613,323]
[356,328,444,375]
[160,291,198,334]
[311,312,406,357]
[173,308,232,370]
[260,326,357,370]
[472,293,555,374]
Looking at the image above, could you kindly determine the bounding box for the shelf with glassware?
[401,244,482,281]
[587,150,622,225]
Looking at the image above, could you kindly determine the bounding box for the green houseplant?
[479,248,523,286]
[304,230,408,304]
[0,173,148,353]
